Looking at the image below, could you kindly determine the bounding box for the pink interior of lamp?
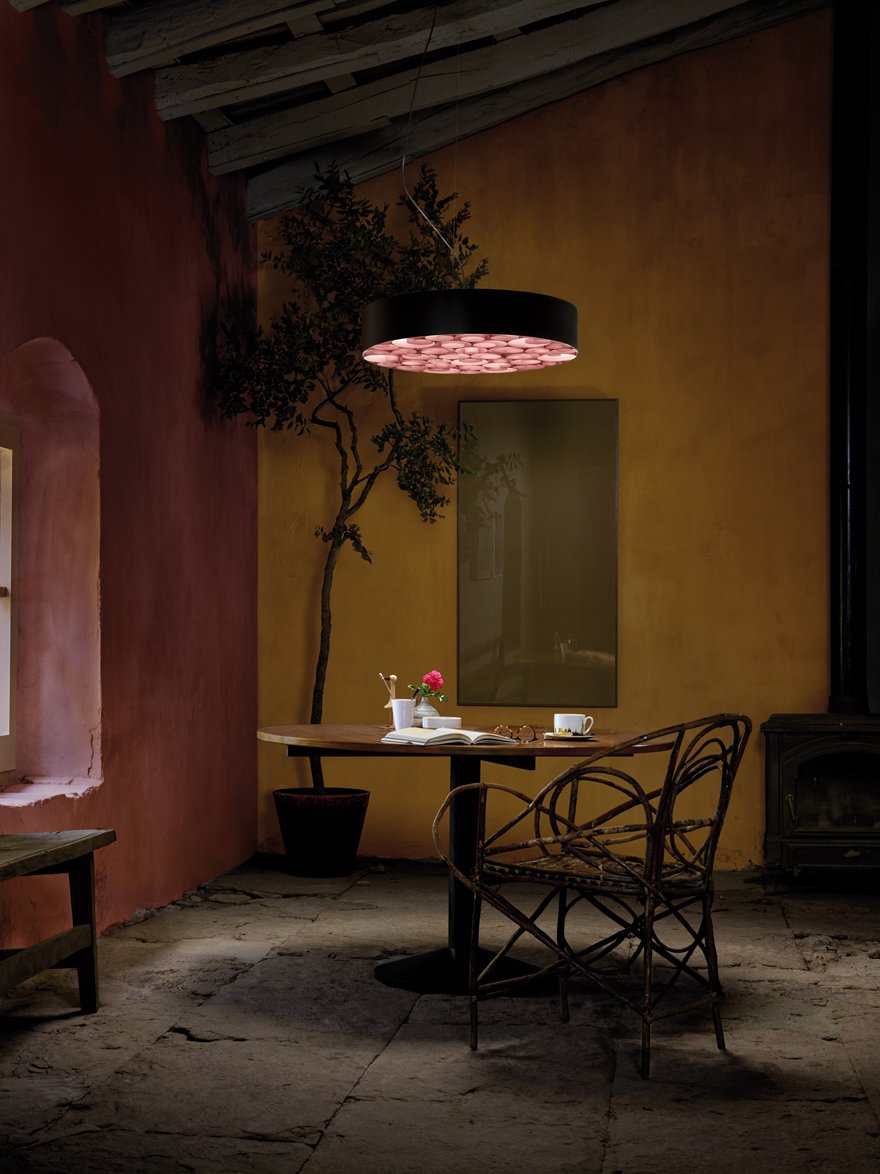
[363,333,578,373]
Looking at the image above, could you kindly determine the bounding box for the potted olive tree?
[214,164,487,874]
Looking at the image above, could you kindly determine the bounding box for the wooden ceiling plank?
[7,0,52,10]
[210,0,751,174]
[246,0,829,220]
[61,0,128,14]
[153,0,593,121]
[105,0,345,77]
[325,0,414,18]
[286,14,323,35]
[193,109,235,131]
[324,73,357,93]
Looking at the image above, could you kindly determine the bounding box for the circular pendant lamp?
[361,288,578,374]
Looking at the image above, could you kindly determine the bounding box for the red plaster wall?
[0,6,257,942]
[0,339,101,780]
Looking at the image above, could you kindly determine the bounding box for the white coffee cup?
[391,697,416,730]
[554,713,594,736]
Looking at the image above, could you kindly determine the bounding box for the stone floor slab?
[2,865,880,1172]
[33,1031,371,1146]
[1,1130,311,1173]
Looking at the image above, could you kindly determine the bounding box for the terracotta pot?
[273,787,370,877]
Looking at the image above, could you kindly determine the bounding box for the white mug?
[554,713,594,736]
[391,697,416,730]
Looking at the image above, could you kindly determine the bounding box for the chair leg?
[701,891,723,993]
[470,996,479,1050]
[557,887,570,1023]
[702,891,726,1051]
[711,1002,726,1051]
[469,890,483,1050]
[640,900,655,1079]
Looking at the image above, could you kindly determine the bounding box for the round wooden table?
[258,723,665,994]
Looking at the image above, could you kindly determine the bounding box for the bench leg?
[67,853,99,1012]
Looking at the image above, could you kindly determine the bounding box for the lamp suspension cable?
[398,4,462,282]
[361,4,578,375]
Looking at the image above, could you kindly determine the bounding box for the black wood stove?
[764,714,880,870]
[762,6,880,871]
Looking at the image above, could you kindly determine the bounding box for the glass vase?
[412,696,440,727]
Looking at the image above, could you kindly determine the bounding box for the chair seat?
[483,852,706,894]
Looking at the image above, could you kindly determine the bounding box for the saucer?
[543,731,596,741]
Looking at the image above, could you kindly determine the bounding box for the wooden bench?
[0,829,116,1012]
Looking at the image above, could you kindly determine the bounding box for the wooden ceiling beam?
[105,0,349,77]
[245,0,830,221]
[62,0,128,13]
[209,0,757,174]
[6,0,831,224]
[153,0,593,121]
[9,0,126,11]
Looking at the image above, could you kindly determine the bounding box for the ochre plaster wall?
[0,6,257,940]
[258,13,830,870]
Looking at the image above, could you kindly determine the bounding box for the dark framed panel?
[457,399,618,707]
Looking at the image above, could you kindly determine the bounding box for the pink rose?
[423,670,445,693]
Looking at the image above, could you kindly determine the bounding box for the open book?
[381,726,517,746]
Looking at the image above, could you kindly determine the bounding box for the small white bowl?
[423,715,462,729]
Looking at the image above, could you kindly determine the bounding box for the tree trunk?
[308,536,343,790]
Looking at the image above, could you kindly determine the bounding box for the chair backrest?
[645,713,752,886]
[432,714,751,892]
[432,714,750,891]
[525,714,751,887]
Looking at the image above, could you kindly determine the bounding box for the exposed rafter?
[7,0,830,220]
[153,0,595,121]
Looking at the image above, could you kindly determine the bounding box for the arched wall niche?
[0,338,101,794]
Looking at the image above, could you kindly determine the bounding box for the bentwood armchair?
[432,714,751,1077]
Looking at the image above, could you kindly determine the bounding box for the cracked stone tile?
[406,958,631,1044]
[710,916,810,973]
[101,935,276,978]
[0,1075,90,1149]
[720,977,838,1040]
[609,1104,880,1174]
[823,992,880,1119]
[30,1031,373,1147]
[3,865,880,1174]
[0,939,275,1092]
[606,1065,880,1174]
[307,1095,605,1174]
[181,951,416,1042]
[791,934,880,979]
[343,1020,613,1102]
[114,897,323,944]
[204,863,369,899]
[270,896,450,965]
[305,1022,609,1174]
[408,985,619,1035]
[205,891,255,905]
[1,994,176,1071]
[0,1130,312,1173]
